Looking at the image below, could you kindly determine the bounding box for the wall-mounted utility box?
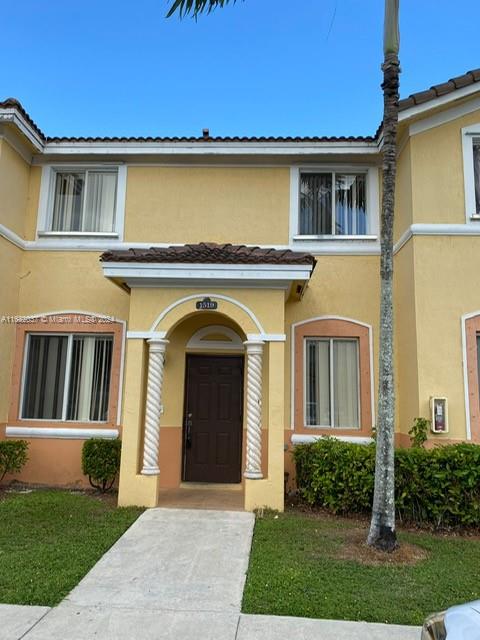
[430,397,448,433]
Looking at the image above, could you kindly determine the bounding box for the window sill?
[18,417,109,424]
[38,231,119,238]
[469,215,480,222]
[6,425,119,440]
[293,234,377,241]
[304,424,361,431]
[291,433,373,445]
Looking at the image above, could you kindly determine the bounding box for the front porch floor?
[157,486,245,511]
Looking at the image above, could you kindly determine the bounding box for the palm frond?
[166,0,237,18]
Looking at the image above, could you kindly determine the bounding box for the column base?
[118,472,161,507]
[244,477,284,512]
[244,470,263,480]
[141,466,160,476]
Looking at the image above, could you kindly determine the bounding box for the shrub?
[82,438,121,492]
[293,437,480,528]
[0,440,29,483]
[294,437,375,514]
[408,417,429,448]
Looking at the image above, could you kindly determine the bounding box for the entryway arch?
[149,292,266,337]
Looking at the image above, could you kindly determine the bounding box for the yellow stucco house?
[1,68,480,511]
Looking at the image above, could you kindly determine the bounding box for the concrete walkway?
[2,508,421,640]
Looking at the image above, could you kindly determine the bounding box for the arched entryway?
[167,314,247,486]
[183,323,245,484]
[117,289,288,512]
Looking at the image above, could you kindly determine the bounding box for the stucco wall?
[124,166,290,245]
[412,235,480,442]
[394,137,413,243]
[284,255,380,431]
[0,237,22,423]
[393,239,420,435]
[0,139,30,238]
[16,252,130,320]
[0,139,30,424]
[409,108,480,225]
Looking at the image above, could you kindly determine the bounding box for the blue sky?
[2,0,479,138]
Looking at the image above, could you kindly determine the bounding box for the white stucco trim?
[9,220,480,257]
[150,292,266,334]
[460,310,480,441]
[0,109,44,151]
[101,261,313,289]
[0,224,381,255]
[6,426,119,439]
[399,82,480,123]
[127,331,167,340]
[393,222,480,254]
[43,140,379,156]
[247,333,286,342]
[291,433,373,445]
[186,325,244,351]
[290,315,375,431]
[0,222,25,249]
[409,96,480,137]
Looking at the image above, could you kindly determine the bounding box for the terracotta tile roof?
[399,68,480,111]
[100,242,317,267]
[0,97,46,140]
[0,97,374,144]
[2,68,479,146]
[46,133,375,144]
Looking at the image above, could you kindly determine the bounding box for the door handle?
[185,413,193,448]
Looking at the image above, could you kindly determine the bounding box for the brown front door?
[183,354,243,483]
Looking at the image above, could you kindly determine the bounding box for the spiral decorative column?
[244,340,264,479]
[141,338,168,475]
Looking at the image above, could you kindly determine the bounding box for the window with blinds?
[474,143,480,215]
[305,338,360,428]
[51,170,117,233]
[299,172,367,236]
[21,334,114,422]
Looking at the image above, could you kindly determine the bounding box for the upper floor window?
[290,166,379,248]
[474,141,480,216]
[51,170,117,233]
[37,165,126,240]
[300,172,367,236]
[461,127,480,222]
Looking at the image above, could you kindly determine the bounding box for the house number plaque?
[196,297,218,310]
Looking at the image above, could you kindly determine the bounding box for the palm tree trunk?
[367,51,400,552]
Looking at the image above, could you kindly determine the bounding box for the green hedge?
[0,440,29,483]
[293,438,480,527]
[82,438,121,493]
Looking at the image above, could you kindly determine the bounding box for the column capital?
[244,340,264,355]
[147,338,169,353]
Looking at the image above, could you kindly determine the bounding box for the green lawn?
[242,510,480,626]
[0,490,143,606]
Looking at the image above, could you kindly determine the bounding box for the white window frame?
[462,125,480,222]
[19,332,114,423]
[303,336,361,429]
[36,164,127,242]
[289,165,380,253]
